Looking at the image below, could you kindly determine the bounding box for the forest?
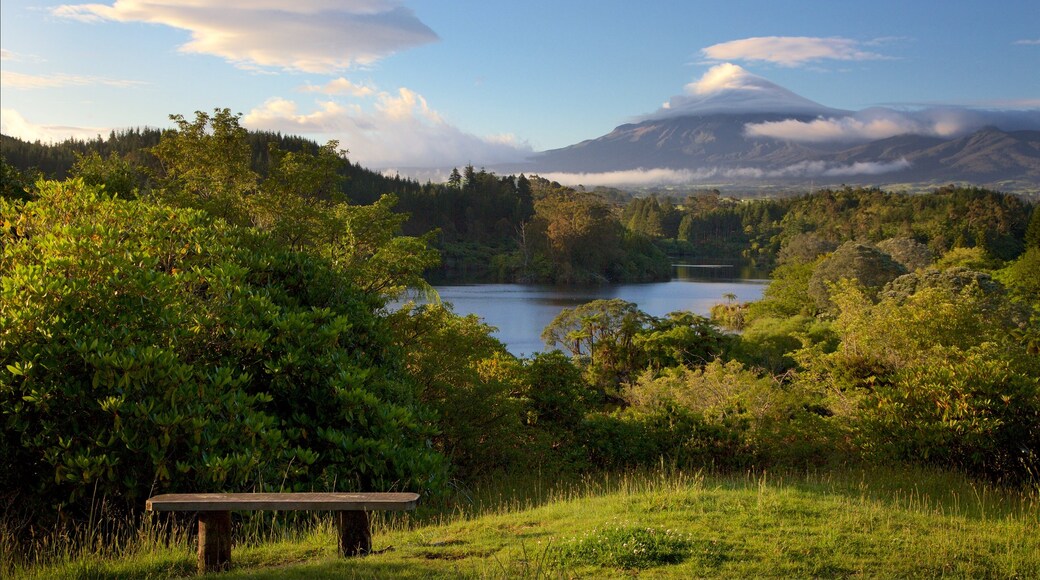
[1,109,1039,576]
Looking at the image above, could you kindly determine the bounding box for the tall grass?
[5,465,1038,578]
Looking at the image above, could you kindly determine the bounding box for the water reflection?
[396,268,767,357]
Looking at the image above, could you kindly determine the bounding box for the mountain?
[648,62,848,119]
[520,64,1040,189]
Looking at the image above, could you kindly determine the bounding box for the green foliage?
[542,299,648,390]
[625,360,841,468]
[69,151,148,198]
[875,237,934,271]
[151,109,258,223]
[388,303,524,479]
[746,259,820,320]
[555,526,694,570]
[776,233,837,266]
[882,267,1005,302]
[148,109,439,301]
[996,247,1040,305]
[543,300,731,394]
[530,190,623,283]
[808,242,906,314]
[935,246,1002,270]
[797,280,1040,481]
[580,409,742,470]
[733,315,837,374]
[1026,205,1040,249]
[622,195,682,239]
[709,300,747,331]
[0,181,444,524]
[520,351,590,431]
[1,156,34,202]
[321,194,440,299]
[635,311,730,369]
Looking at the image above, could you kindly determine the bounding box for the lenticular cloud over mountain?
[648,63,845,118]
[520,62,1040,187]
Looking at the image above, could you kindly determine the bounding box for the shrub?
[798,280,1040,482]
[388,303,525,479]
[580,409,746,471]
[876,237,934,271]
[808,242,906,314]
[0,181,444,526]
[624,360,841,468]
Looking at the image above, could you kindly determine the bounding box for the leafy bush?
[798,280,1040,482]
[746,259,820,320]
[624,360,841,468]
[935,246,1001,271]
[388,303,525,479]
[542,300,730,394]
[876,237,934,271]
[996,248,1040,304]
[520,351,591,431]
[808,242,907,314]
[732,315,836,374]
[580,406,748,471]
[0,181,444,524]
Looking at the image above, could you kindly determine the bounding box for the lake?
[399,265,768,356]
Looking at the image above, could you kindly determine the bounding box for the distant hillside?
[0,131,425,205]
[513,64,1040,191]
[525,116,1040,187]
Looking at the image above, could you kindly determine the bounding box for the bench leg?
[198,511,232,573]
[336,510,371,556]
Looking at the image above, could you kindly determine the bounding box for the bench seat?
[146,492,419,512]
[146,492,419,573]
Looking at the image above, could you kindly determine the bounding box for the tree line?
[2,109,1038,554]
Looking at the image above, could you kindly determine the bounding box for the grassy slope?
[13,468,1040,579]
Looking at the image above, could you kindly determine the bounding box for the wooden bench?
[146,492,419,573]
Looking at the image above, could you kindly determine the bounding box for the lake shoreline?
[398,270,767,356]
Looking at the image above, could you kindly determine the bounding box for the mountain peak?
[647,63,846,119]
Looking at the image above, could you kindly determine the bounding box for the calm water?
[400,266,767,356]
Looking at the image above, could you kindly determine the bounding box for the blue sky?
[2,0,1038,172]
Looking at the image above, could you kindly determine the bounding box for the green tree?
[151,108,257,223]
[388,303,523,478]
[1026,206,1040,249]
[876,237,934,271]
[542,299,648,394]
[69,150,148,198]
[808,242,906,314]
[0,180,445,525]
[996,248,1040,305]
[635,311,730,369]
[796,279,1039,481]
[1,156,34,202]
[447,167,462,189]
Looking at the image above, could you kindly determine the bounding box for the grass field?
[8,466,1039,579]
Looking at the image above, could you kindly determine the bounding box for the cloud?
[823,159,911,176]
[745,107,1040,143]
[0,70,145,89]
[243,89,531,168]
[539,159,911,187]
[702,36,890,67]
[1,109,107,142]
[0,49,13,61]
[647,63,838,119]
[686,62,764,95]
[1014,39,1040,45]
[299,78,376,97]
[51,0,438,73]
